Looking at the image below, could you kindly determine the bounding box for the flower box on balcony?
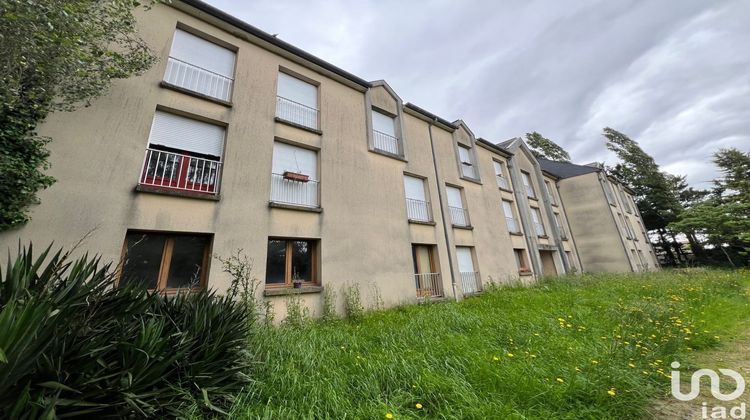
[283,171,309,183]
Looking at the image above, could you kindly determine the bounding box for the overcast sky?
[206,0,749,188]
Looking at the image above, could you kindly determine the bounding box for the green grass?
[230,269,750,419]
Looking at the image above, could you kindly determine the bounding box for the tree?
[525,132,571,162]
[0,0,158,230]
[670,148,750,266]
[602,128,686,264]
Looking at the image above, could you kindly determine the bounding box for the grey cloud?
[206,0,750,188]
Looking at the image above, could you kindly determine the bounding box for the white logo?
[671,361,746,402]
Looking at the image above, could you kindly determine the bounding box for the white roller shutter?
[446,186,463,208]
[170,29,235,78]
[277,73,317,109]
[456,247,475,272]
[372,110,396,136]
[403,176,426,201]
[272,142,317,179]
[147,111,225,158]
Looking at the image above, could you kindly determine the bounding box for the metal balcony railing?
[496,175,509,190]
[406,198,432,222]
[415,273,443,298]
[139,148,221,194]
[460,271,481,295]
[506,216,520,234]
[276,96,319,130]
[270,173,319,207]
[163,57,234,102]
[373,130,399,155]
[449,205,470,227]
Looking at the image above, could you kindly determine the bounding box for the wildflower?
[607,388,616,397]
[385,413,393,419]
[556,378,564,383]
[493,356,500,362]
[530,354,537,358]
[628,363,636,368]
[415,403,423,409]
[591,360,599,365]
[507,353,514,358]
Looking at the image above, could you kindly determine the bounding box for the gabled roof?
[538,158,600,179]
[476,138,513,157]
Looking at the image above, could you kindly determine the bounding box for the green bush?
[0,244,250,418]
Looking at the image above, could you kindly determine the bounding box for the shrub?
[0,244,250,418]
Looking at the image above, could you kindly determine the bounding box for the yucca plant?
[0,244,251,418]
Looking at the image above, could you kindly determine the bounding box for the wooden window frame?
[265,238,320,288]
[514,249,531,273]
[117,231,212,294]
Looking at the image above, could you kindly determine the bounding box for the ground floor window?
[119,231,212,291]
[265,238,319,287]
[514,248,531,274]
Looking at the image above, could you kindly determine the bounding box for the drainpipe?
[427,119,458,300]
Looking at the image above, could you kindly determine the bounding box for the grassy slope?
[230,269,750,419]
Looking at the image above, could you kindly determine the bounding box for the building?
[538,159,660,272]
[0,0,653,319]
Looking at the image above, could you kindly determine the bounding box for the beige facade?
[0,1,652,320]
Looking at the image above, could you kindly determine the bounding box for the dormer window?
[458,144,477,179]
[372,109,400,155]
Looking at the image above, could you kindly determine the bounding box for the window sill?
[609,203,617,207]
[528,196,539,202]
[509,231,524,236]
[499,187,514,193]
[274,117,323,135]
[263,285,323,297]
[561,237,569,241]
[269,202,322,213]
[160,81,233,107]
[551,203,559,207]
[369,148,407,162]
[409,219,436,226]
[135,185,221,201]
[453,224,474,230]
[460,176,482,185]
[518,271,534,277]
[537,235,549,239]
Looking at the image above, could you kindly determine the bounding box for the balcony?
[163,57,234,102]
[496,175,509,190]
[372,129,400,155]
[139,148,221,195]
[506,217,520,234]
[406,198,432,222]
[415,273,443,298]
[449,205,471,227]
[276,96,319,130]
[270,173,319,208]
[460,271,481,295]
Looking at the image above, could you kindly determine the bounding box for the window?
[626,218,637,241]
[446,186,470,227]
[404,175,431,222]
[565,251,576,270]
[638,250,648,268]
[265,239,318,286]
[457,144,477,179]
[603,179,616,205]
[372,109,400,155]
[554,213,567,239]
[140,111,225,194]
[502,200,520,233]
[618,213,631,239]
[545,180,557,205]
[521,171,536,199]
[270,142,319,208]
[619,187,631,213]
[493,160,510,190]
[514,249,531,273]
[164,29,236,102]
[119,231,211,291]
[456,247,480,294]
[530,207,545,237]
[276,72,319,129]
[412,244,441,297]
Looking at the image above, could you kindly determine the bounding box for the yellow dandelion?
[628,363,636,368]
[415,403,423,409]
[607,388,616,397]
[493,356,500,362]
[556,378,565,383]
[385,413,393,419]
[507,353,514,358]
[591,360,599,365]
